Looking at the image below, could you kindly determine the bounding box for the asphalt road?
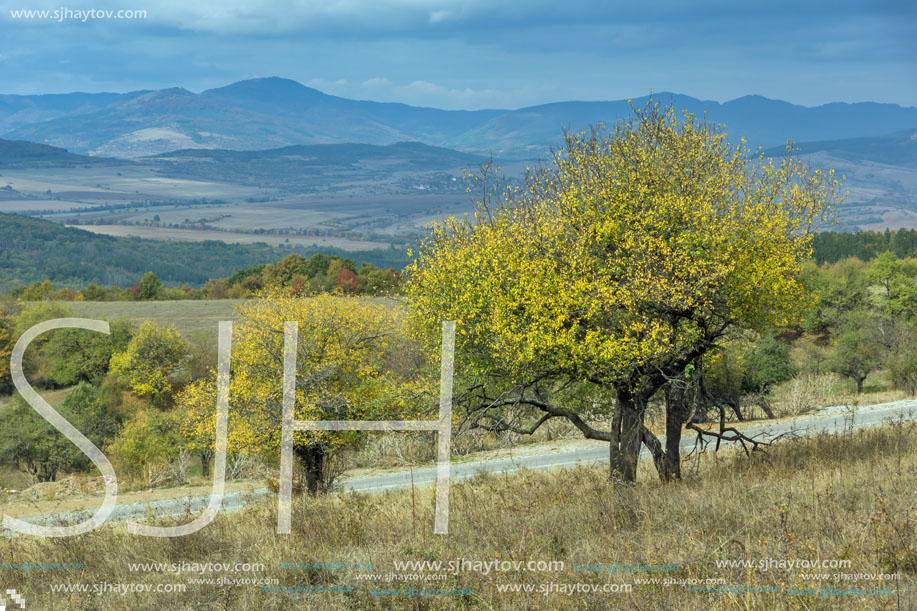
[10,399,917,531]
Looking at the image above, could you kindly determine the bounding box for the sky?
[0,0,915,109]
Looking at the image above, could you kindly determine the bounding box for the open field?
[2,419,914,609]
[1,156,485,250]
[66,300,245,337]
[0,199,103,213]
[0,165,269,201]
[68,224,392,250]
[64,298,404,337]
[52,193,471,242]
[802,153,917,230]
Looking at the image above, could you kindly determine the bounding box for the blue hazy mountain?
[762,128,917,168]
[0,90,145,133]
[2,78,916,160]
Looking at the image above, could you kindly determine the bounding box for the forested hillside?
[0,213,407,289]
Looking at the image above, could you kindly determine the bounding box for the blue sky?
[1,0,914,109]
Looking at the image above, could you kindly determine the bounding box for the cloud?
[429,10,453,23]
[0,0,912,107]
[362,77,393,89]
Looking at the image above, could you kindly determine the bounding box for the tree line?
[6,253,400,301]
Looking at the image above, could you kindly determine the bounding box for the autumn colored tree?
[0,313,14,394]
[109,321,188,402]
[335,268,361,294]
[408,100,839,482]
[176,292,430,493]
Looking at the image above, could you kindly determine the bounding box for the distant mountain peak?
[203,76,328,101]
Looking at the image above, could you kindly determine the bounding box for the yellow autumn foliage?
[176,292,434,460]
[408,100,839,386]
[109,321,188,398]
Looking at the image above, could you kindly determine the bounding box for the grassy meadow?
[1,419,913,610]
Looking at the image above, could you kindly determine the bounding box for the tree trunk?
[663,389,684,481]
[727,400,744,422]
[644,381,689,483]
[610,387,644,483]
[757,395,776,419]
[294,443,326,495]
[856,376,865,394]
[200,451,211,478]
[608,401,622,480]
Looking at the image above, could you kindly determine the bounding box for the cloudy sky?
[1,0,914,109]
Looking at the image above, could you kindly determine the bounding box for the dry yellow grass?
[2,418,914,610]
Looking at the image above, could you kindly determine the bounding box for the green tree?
[61,381,125,446]
[828,316,882,394]
[888,351,917,396]
[11,302,73,385]
[82,284,110,301]
[136,271,164,301]
[13,302,73,336]
[741,334,798,418]
[801,258,868,336]
[886,323,917,396]
[866,252,917,318]
[408,100,838,482]
[44,318,134,386]
[0,396,88,481]
[107,408,185,482]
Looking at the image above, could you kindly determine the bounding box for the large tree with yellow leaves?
[177,292,432,493]
[408,100,840,482]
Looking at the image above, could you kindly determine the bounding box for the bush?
[0,396,90,481]
[44,318,135,386]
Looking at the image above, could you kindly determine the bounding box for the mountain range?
[3,77,916,159]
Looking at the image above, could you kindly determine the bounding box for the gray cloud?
[0,0,913,107]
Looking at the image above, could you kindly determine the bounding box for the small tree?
[801,258,868,336]
[109,321,188,402]
[828,319,882,394]
[335,268,361,294]
[742,334,798,417]
[136,272,164,301]
[176,292,429,493]
[61,381,125,447]
[13,302,73,336]
[107,408,186,485]
[44,318,135,386]
[0,397,89,481]
[886,323,917,396]
[888,352,917,396]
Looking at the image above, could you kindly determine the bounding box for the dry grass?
[65,300,245,338]
[2,419,915,610]
[68,225,390,251]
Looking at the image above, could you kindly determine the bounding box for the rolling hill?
[0,213,408,290]
[4,77,916,160]
[0,91,143,133]
[762,129,917,168]
[0,138,124,167]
